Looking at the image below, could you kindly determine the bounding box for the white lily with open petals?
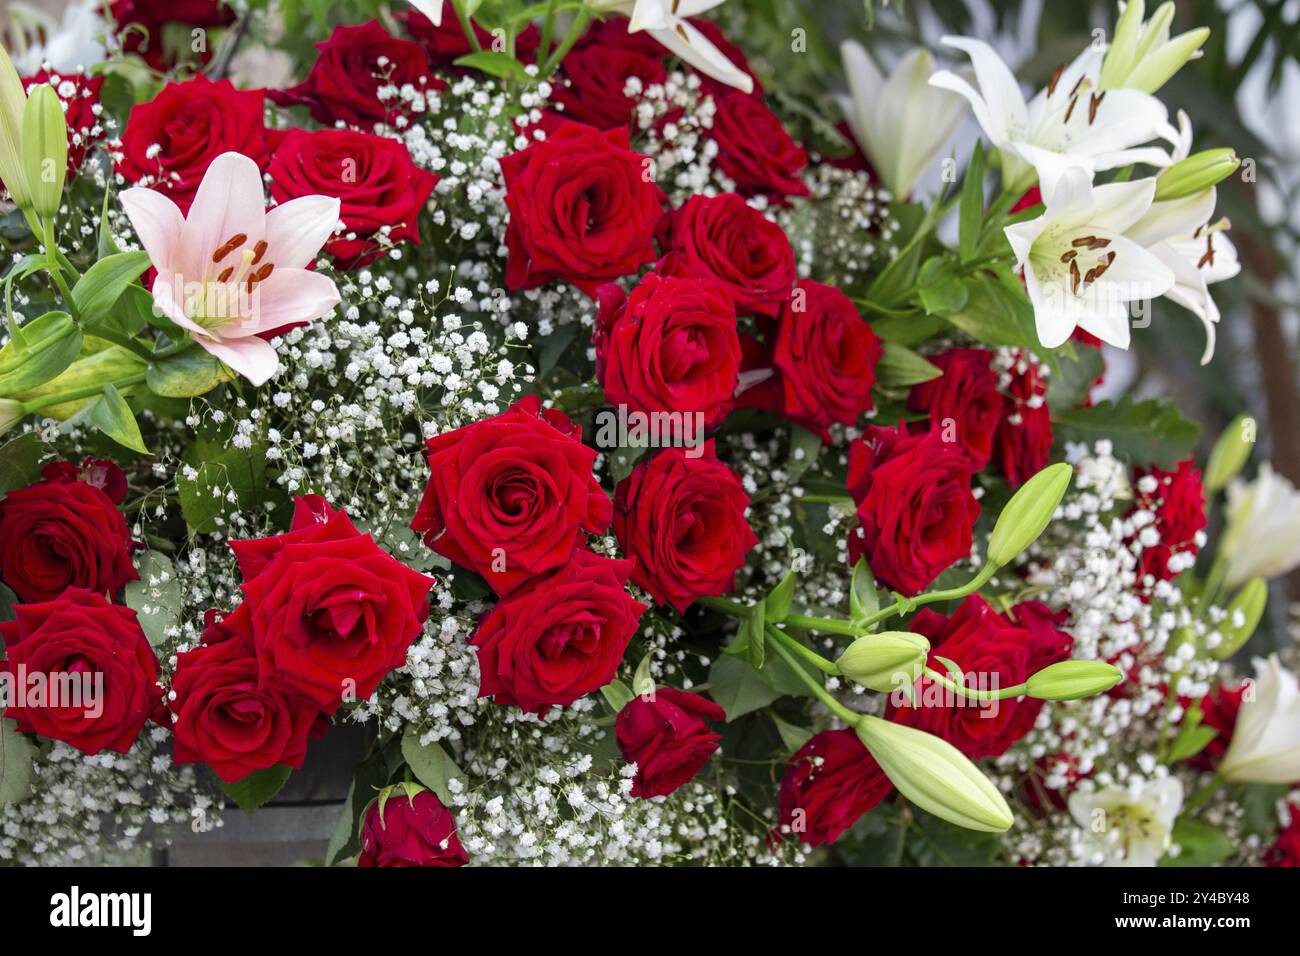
[120,151,342,387]
[930,36,1172,197]
[592,1,754,93]
[1005,166,1174,350]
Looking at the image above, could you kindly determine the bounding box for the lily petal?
[120,187,184,269]
[245,268,341,334]
[202,335,281,388]
[645,20,753,94]
[939,36,1028,139]
[176,152,268,282]
[264,194,342,270]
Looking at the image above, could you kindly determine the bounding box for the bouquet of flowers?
[0,0,1296,868]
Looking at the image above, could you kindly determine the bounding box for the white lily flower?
[1219,655,1300,785]
[7,1,109,73]
[1220,464,1300,589]
[591,1,754,93]
[1005,167,1175,349]
[406,0,444,27]
[1068,777,1184,866]
[930,36,1172,197]
[837,42,965,198]
[1099,0,1209,95]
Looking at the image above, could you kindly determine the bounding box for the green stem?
[923,666,1026,702]
[21,372,146,413]
[1183,772,1226,816]
[796,494,855,507]
[92,328,155,361]
[858,562,999,630]
[539,9,591,77]
[150,338,195,361]
[450,0,483,53]
[42,218,80,322]
[765,629,859,724]
[697,595,751,617]
[539,0,558,60]
[782,613,860,637]
[765,623,839,675]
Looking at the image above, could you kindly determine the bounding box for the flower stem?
[42,218,81,322]
[764,626,859,724]
[857,562,998,630]
[1184,771,1226,816]
[92,328,155,361]
[922,666,1026,702]
[451,0,483,52]
[764,623,840,675]
[22,372,146,413]
[781,613,860,637]
[539,9,591,77]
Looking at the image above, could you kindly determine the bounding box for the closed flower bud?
[854,715,1013,832]
[836,631,929,693]
[0,43,32,211]
[21,83,67,220]
[987,461,1072,567]
[1154,149,1240,203]
[1204,413,1255,493]
[1024,660,1123,700]
[0,398,24,436]
[1213,578,1267,661]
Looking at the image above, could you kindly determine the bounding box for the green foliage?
[217,764,293,813]
[89,383,148,454]
[400,732,465,806]
[123,551,182,648]
[177,442,271,534]
[0,719,36,807]
[1053,398,1201,469]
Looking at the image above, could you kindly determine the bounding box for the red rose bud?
[359,787,468,867]
[0,589,161,755]
[710,91,809,204]
[411,395,612,595]
[616,686,725,797]
[471,550,647,716]
[777,728,892,847]
[613,441,758,612]
[500,120,664,297]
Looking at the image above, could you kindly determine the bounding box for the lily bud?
[1100,2,1209,94]
[21,82,67,220]
[1213,578,1267,661]
[0,43,32,210]
[1024,660,1124,700]
[1204,413,1255,493]
[854,715,1013,832]
[836,631,929,693]
[0,398,24,437]
[1154,149,1240,202]
[987,462,1072,567]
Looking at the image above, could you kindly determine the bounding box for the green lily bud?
[1125,26,1210,94]
[1213,578,1267,661]
[0,398,24,436]
[1024,660,1124,700]
[21,83,67,220]
[855,715,1013,832]
[836,631,929,693]
[1100,2,1208,94]
[1099,0,1147,90]
[987,462,1072,567]
[0,43,32,210]
[1154,149,1240,202]
[14,345,146,420]
[1204,413,1255,493]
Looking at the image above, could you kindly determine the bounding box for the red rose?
[888,597,1073,759]
[613,441,758,613]
[574,17,666,58]
[359,789,468,867]
[501,120,663,296]
[768,280,883,440]
[594,274,740,430]
[0,466,136,603]
[616,686,725,797]
[1130,458,1207,586]
[267,128,436,268]
[108,0,235,70]
[238,498,435,712]
[412,396,611,594]
[1264,803,1300,867]
[38,457,128,504]
[994,350,1053,488]
[398,2,540,68]
[907,347,1002,469]
[554,44,667,130]
[710,91,809,203]
[777,728,892,847]
[1189,681,1246,772]
[116,75,279,211]
[20,71,105,176]
[169,636,318,783]
[847,423,980,596]
[471,550,647,715]
[270,20,437,129]
[0,589,160,755]
[655,193,795,317]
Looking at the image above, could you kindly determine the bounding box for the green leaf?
[218,764,292,813]
[0,718,35,806]
[325,754,391,865]
[0,432,47,494]
[452,51,529,80]
[1053,398,1200,469]
[743,601,767,670]
[785,425,822,481]
[958,141,986,263]
[89,383,148,454]
[0,311,82,396]
[876,341,943,388]
[599,679,635,714]
[764,571,795,623]
[1167,725,1218,763]
[399,732,464,806]
[708,654,780,721]
[849,558,879,625]
[71,251,150,326]
[866,200,937,308]
[123,551,180,648]
[769,711,814,752]
[146,348,235,398]
[944,273,1033,348]
[631,650,655,699]
[1046,343,1105,410]
[608,443,648,484]
[177,443,268,533]
[1161,817,1233,867]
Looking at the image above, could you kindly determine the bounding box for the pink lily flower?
[119,151,342,386]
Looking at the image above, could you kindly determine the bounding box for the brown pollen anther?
[211,233,248,264]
